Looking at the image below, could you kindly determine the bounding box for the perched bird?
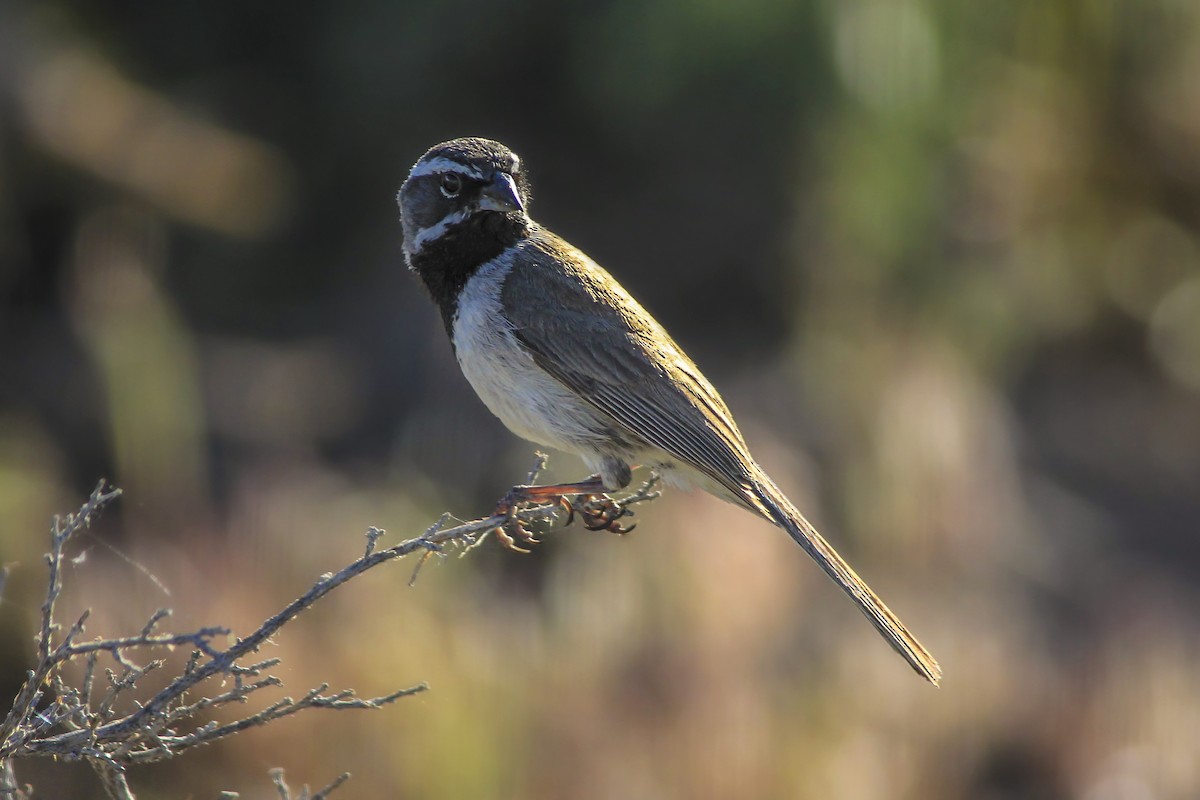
[398,137,941,684]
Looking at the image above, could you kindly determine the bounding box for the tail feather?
[750,477,942,685]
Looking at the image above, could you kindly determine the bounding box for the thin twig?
[1,459,662,797]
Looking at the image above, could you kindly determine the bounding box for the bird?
[397,137,941,685]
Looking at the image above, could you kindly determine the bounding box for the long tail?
[749,476,942,685]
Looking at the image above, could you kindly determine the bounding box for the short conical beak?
[479,173,524,214]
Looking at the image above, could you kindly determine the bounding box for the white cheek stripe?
[406,208,471,259]
[408,157,485,180]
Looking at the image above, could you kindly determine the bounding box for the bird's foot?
[491,476,608,552]
[568,494,636,534]
[490,475,637,548]
[491,489,542,554]
[493,516,540,553]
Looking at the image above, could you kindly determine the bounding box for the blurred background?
[2,1,1199,797]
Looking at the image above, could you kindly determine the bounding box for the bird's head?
[398,138,532,265]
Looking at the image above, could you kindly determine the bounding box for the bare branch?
[0,758,31,799]
[0,482,122,749]
[270,767,351,800]
[90,759,134,800]
[1,459,662,798]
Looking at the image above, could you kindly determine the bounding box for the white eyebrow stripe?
[406,208,471,260]
[408,157,486,180]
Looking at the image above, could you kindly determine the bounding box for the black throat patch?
[409,211,529,337]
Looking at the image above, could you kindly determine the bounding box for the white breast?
[451,249,611,457]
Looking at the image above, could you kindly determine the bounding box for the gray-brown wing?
[502,230,755,499]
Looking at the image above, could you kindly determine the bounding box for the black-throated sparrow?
[398,137,941,685]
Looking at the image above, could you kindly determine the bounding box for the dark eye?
[440,173,463,197]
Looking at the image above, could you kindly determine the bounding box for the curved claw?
[558,496,576,527]
[493,525,531,554]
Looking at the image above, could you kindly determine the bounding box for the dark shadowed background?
[2,1,1199,797]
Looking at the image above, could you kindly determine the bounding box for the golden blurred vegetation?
[2,0,1199,797]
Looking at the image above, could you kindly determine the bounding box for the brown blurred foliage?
[1,1,1199,797]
